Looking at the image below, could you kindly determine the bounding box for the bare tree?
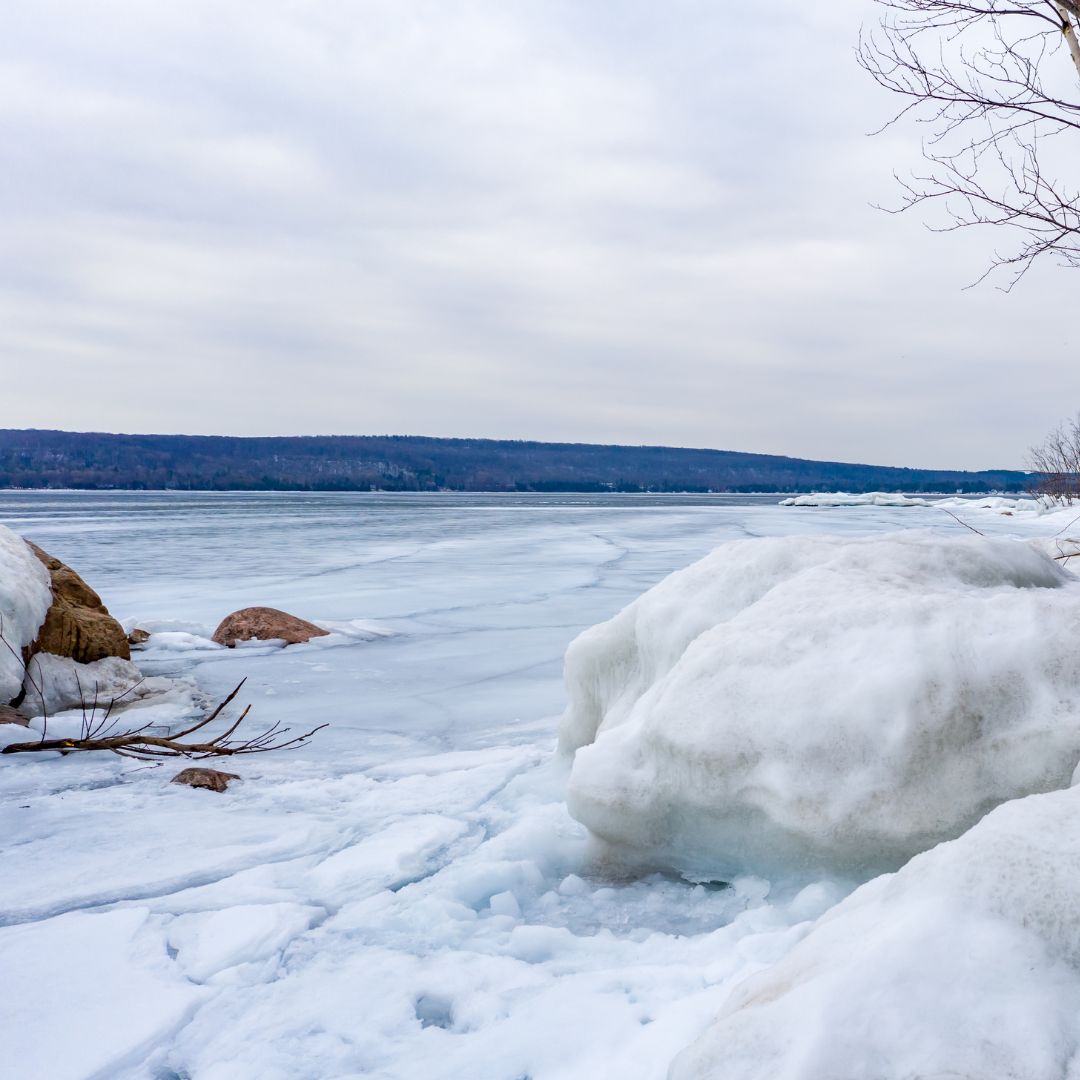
[859,0,1080,283]
[1027,413,1080,501]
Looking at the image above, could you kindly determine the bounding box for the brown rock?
[25,542,130,665]
[212,607,330,648]
[0,705,29,727]
[127,628,151,646]
[171,767,241,793]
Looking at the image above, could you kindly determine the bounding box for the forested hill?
[0,429,1030,493]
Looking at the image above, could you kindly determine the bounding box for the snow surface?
[562,530,1080,878]
[1,491,1077,1079]
[670,779,1080,1080]
[0,523,50,702]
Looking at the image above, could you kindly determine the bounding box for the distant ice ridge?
[780,492,932,507]
[781,491,1052,514]
[560,531,1080,879]
[0,525,51,702]
[669,780,1080,1080]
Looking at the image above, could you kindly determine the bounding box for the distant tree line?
[0,429,1032,494]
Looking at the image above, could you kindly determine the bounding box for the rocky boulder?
[171,767,240,793]
[0,705,28,727]
[212,607,329,648]
[24,542,130,665]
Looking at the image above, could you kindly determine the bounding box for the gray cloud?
[1,0,1075,469]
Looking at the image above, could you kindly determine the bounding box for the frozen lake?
[0,492,1041,1080]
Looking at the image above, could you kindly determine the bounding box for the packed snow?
[2,491,1080,1079]
[670,780,1080,1080]
[0,523,50,702]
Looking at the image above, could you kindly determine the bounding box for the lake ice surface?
[0,492,1050,1080]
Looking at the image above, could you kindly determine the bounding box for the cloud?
[0,0,1074,469]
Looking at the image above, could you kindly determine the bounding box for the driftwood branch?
[2,679,328,759]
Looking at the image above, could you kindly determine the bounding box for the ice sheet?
[0,492,1056,1079]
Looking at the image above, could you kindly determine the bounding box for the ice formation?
[561,531,1080,878]
[0,524,51,703]
[781,491,1052,515]
[20,652,167,717]
[780,491,931,507]
[669,781,1080,1080]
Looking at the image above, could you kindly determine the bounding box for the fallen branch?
[1,680,328,759]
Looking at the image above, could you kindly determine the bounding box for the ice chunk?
[21,653,150,716]
[166,903,320,982]
[488,890,522,918]
[305,815,469,906]
[562,531,1080,878]
[670,783,1080,1080]
[0,526,51,703]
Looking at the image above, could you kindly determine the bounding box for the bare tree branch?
[1027,413,1080,502]
[1,678,328,759]
[860,0,1080,281]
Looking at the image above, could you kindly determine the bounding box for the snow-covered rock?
[669,781,1080,1080]
[0,525,52,703]
[561,531,1080,878]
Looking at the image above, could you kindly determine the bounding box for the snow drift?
[561,531,1080,878]
[669,780,1080,1080]
[0,524,51,703]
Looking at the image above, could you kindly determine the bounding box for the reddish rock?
[171,767,240,793]
[24,542,130,664]
[127,628,151,646]
[211,607,329,648]
[0,705,29,727]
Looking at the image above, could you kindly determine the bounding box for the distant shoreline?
[0,429,1032,495]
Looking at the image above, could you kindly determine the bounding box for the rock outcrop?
[212,607,329,648]
[24,542,130,665]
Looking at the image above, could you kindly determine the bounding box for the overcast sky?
[2,0,1075,470]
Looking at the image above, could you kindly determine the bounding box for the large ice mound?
[561,531,1080,878]
[0,525,51,703]
[669,781,1080,1080]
